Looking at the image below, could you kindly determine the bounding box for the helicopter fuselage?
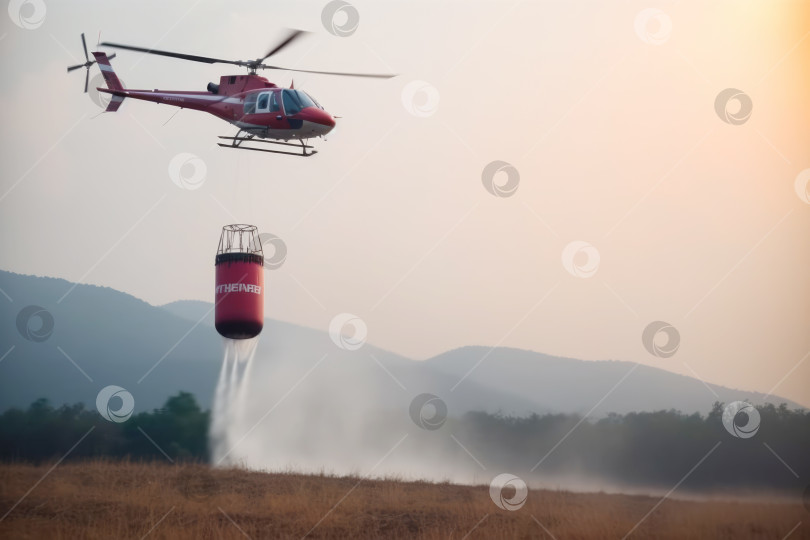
[99,74,335,141]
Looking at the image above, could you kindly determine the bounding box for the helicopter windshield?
[294,90,316,108]
[306,92,323,109]
[281,89,321,115]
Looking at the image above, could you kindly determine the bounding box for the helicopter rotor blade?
[84,68,89,93]
[81,33,89,62]
[259,29,307,63]
[67,63,85,72]
[100,42,242,67]
[260,65,396,79]
[108,53,116,60]
[100,34,396,78]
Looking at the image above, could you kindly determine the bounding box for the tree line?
[0,395,807,493]
[451,402,809,493]
[0,392,208,462]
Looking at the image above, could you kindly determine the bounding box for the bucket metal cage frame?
[216,224,264,264]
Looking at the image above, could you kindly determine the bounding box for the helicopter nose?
[300,107,335,129]
[322,113,336,128]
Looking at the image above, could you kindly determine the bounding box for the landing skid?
[217,132,316,157]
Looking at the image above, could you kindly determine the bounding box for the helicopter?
[71,30,395,156]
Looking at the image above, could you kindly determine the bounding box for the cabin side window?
[243,93,257,115]
[257,92,270,112]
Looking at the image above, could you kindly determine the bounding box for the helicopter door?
[269,92,281,114]
[258,91,286,131]
[255,92,271,113]
[268,91,286,129]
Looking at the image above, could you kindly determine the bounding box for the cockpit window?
[305,92,323,109]
[294,90,316,109]
[257,93,269,111]
[281,89,322,115]
[282,89,301,115]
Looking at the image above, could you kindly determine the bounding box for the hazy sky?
[1,0,808,406]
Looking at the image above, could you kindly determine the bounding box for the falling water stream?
[210,337,258,465]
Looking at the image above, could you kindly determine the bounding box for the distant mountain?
[424,346,806,416]
[0,271,221,414]
[1,270,804,417]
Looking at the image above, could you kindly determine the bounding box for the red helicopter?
[70,31,394,156]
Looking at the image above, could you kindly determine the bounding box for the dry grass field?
[0,461,807,539]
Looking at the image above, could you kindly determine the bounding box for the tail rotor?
[66,33,116,93]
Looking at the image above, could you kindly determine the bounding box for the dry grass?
[0,460,806,539]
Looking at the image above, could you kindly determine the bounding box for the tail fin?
[92,52,125,112]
